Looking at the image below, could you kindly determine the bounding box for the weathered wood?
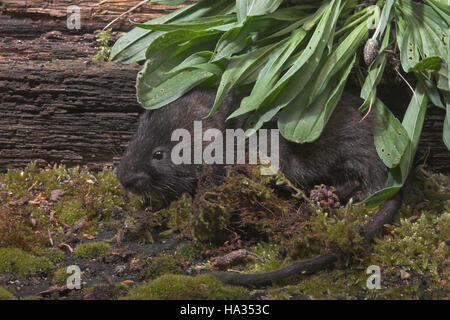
[1,0,193,30]
[0,58,143,170]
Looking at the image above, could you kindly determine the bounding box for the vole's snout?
[116,158,151,194]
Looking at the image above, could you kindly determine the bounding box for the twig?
[103,0,148,30]
[395,68,419,106]
[48,229,54,247]
[94,0,109,6]
[360,94,374,122]
[27,181,38,192]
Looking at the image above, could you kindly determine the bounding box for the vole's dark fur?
[117,89,393,287]
[118,89,387,201]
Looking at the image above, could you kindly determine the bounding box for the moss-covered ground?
[0,162,448,300]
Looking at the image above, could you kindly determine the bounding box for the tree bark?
[0,58,143,170]
[1,0,193,31]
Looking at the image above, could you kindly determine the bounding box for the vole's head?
[117,89,237,202]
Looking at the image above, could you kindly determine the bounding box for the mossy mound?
[144,255,184,280]
[0,162,141,252]
[177,244,201,262]
[0,248,54,278]
[0,286,16,300]
[155,165,299,243]
[121,274,250,300]
[73,242,112,259]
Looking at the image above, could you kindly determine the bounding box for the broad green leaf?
[131,14,236,31]
[136,34,220,107]
[236,0,283,23]
[361,186,403,208]
[373,99,409,168]
[418,73,445,108]
[376,0,394,40]
[228,0,341,120]
[395,0,449,94]
[145,29,219,59]
[137,63,214,110]
[236,28,307,119]
[262,1,327,41]
[110,0,234,63]
[437,58,449,92]
[211,21,252,61]
[279,13,373,141]
[139,31,219,92]
[408,56,443,72]
[206,42,280,117]
[277,54,355,144]
[363,83,428,207]
[166,51,224,76]
[425,0,450,25]
[307,18,369,104]
[444,98,450,150]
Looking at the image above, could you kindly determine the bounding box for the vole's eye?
[152,151,164,160]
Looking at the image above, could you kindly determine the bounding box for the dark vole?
[118,89,387,202]
[117,89,396,287]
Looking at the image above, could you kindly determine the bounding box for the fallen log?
[0,0,192,31]
[0,58,142,170]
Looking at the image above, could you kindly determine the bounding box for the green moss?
[91,28,112,62]
[0,206,47,252]
[37,248,65,263]
[0,286,16,300]
[111,283,130,299]
[160,166,295,242]
[121,274,251,300]
[55,199,88,227]
[53,267,69,284]
[0,248,54,278]
[177,244,201,262]
[72,242,112,259]
[145,255,184,279]
[21,295,39,300]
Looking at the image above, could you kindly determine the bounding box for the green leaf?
[228,0,341,121]
[444,98,450,150]
[236,0,283,23]
[131,14,237,31]
[373,99,410,168]
[206,42,279,118]
[376,0,394,40]
[232,28,307,119]
[278,13,372,142]
[211,21,252,61]
[137,61,214,110]
[167,51,224,76]
[110,0,234,63]
[363,82,428,207]
[425,0,450,25]
[277,54,355,144]
[136,33,220,110]
[138,31,219,92]
[408,56,443,73]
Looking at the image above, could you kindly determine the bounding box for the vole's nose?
[117,162,150,193]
